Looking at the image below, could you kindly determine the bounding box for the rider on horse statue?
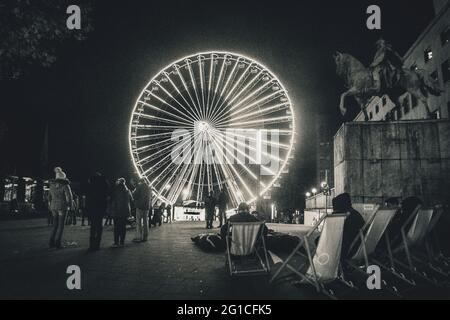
[370,38,403,92]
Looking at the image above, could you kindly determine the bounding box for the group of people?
[46,166,167,251]
[203,190,228,229]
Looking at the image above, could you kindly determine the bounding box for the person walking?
[86,172,109,252]
[217,189,228,228]
[111,178,133,247]
[132,178,151,242]
[204,191,216,229]
[48,167,73,249]
[165,203,172,223]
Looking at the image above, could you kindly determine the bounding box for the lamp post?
[311,188,317,209]
[321,169,330,214]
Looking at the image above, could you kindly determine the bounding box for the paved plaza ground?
[0,219,320,300]
[0,219,448,300]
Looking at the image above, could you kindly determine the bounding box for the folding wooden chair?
[344,206,400,293]
[379,205,441,285]
[225,221,270,276]
[270,213,352,299]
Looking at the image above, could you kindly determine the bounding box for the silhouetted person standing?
[204,191,216,229]
[217,189,228,227]
[111,178,133,247]
[86,172,109,251]
[132,178,151,242]
[48,167,73,249]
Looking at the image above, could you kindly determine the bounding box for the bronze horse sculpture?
[333,51,442,121]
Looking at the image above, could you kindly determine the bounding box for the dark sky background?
[0,0,435,204]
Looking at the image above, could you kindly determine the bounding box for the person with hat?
[48,167,73,249]
[220,202,268,238]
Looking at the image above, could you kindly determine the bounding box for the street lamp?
[311,188,317,209]
[305,192,311,198]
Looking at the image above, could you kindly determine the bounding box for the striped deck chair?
[384,206,440,285]
[423,206,450,269]
[344,206,401,293]
[225,221,270,276]
[270,213,351,299]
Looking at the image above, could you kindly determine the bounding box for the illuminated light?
[306,192,311,197]
[312,188,317,194]
[128,51,296,208]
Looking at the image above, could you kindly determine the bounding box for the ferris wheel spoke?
[131,131,174,142]
[150,83,198,123]
[211,69,263,125]
[140,96,194,125]
[208,132,256,200]
[210,129,272,180]
[166,70,201,121]
[208,57,227,119]
[140,130,199,173]
[211,128,280,176]
[209,62,252,122]
[177,68,202,119]
[209,58,240,118]
[160,72,200,122]
[198,56,207,120]
[151,130,203,190]
[187,62,203,119]
[214,101,289,127]
[136,109,194,127]
[222,115,293,128]
[206,53,216,120]
[223,79,274,115]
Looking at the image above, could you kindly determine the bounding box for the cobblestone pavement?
[0,219,318,300]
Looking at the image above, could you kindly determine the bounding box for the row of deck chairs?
[224,204,449,299]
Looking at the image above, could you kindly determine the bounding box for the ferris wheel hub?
[196,121,211,133]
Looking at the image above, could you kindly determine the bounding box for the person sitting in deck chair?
[220,203,268,239]
[332,193,365,259]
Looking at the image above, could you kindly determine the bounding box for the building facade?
[356,1,450,122]
[315,116,334,188]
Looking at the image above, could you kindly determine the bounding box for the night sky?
[0,0,435,204]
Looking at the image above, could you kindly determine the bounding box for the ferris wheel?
[129,51,295,208]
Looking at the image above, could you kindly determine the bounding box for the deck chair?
[270,213,351,299]
[383,206,440,285]
[225,221,270,276]
[410,205,449,277]
[344,206,400,292]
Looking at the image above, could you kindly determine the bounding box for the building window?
[369,112,373,120]
[382,96,387,106]
[431,110,441,119]
[447,102,450,118]
[375,105,379,114]
[411,94,418,108]
[402,97,410,114]
[424,48,433,63]
[442,59,450,82]
[441,27,450,46]
[396,107,402,120]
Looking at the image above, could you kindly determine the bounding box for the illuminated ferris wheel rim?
[128,50,296,206]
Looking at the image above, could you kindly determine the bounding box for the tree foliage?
[0,0,93,79]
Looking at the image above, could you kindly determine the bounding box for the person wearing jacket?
[48,167,73,249]
[86,172,109,251]
[132,178,151,242]
[111,178,133,247]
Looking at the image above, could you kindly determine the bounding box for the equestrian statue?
[334,39,443,121]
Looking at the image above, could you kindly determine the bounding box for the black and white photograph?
[0,0,450,304]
